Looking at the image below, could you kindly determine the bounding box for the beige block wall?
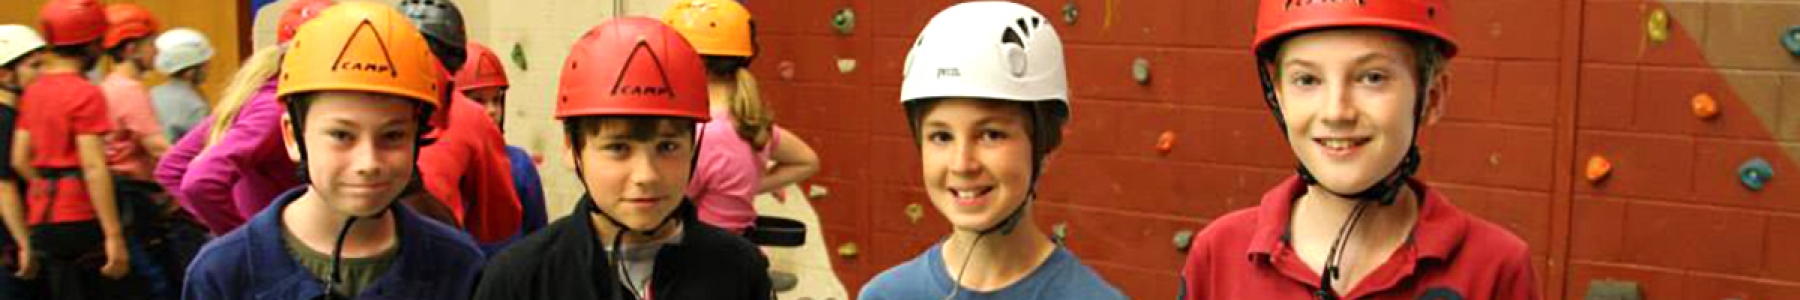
[255,0,688,219]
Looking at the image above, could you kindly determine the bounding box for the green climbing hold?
[510,42,529,71]
[1645,8,1670,43]
[832,8,856,35]
[1063,2,1079,25]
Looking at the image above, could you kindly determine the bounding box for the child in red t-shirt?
[11,0,133,299]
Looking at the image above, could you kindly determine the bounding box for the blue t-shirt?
[860,242,1127,300]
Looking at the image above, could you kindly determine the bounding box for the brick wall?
[742,0,1800,299]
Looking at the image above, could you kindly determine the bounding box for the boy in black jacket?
[471,17,772,300]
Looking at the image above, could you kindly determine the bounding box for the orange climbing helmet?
[555,17,710,122]
[278,0,336,44]
[37,0,108,46]
[1251,0,1458,58]
[661,0,754,58]
[277,1,444,110]
[102,3,161,49]
[456,41,507,91]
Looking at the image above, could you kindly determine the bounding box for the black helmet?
[399,0,467,72]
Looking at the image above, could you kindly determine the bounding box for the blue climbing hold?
[1738,157,1774,191]
[1783,26,1800,57]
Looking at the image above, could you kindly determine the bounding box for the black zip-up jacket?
[472,197,772,299]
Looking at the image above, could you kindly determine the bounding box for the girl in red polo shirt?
[1181,0,1540,299]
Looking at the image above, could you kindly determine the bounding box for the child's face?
[1273,29,1440,193]
[566,118,696,229]
[917,99,1036,232]
[2,51,43,90]
[464,87,506,126]
[282,92,422,217]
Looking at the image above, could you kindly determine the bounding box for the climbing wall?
[742,0,1800,299]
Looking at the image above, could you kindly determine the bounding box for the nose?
[947,138,982,176]
[350,138,383,178]
[627,151,664,189]
[1317,81,1359,126]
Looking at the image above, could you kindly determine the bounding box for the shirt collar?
[244,187,450,299]
[1245,176,1471,262]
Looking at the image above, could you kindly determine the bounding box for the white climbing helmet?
[900,1,1068,109]
[153,27,214,74]
[0,24,46,66]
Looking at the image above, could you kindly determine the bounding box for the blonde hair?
[729,68,774,150]
[204,45,285,149]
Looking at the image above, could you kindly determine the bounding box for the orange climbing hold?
[1157,131,1177,154]
[1691,93,1719,119]
[1585,155,1613,183]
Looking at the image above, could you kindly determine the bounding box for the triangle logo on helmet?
[610,39,675,99]
[331,19,399,78]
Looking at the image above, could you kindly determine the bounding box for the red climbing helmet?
[278,0,336,44]
[555,17,710,122]
[456,41,508,91]
[102,3,161,49]
[37,0,108,46]
[1252,0,1458,58]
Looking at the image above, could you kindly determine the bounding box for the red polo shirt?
[1181,176,1539,300]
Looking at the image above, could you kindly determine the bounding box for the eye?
[925,131,954,145]
[656,140,684,154]
[1357,70,1389,86]
[1290,73,1321,87]
[599,142,630,157]
[379,130,410,144]
[979,129,1009,143]
[325,130,353,142]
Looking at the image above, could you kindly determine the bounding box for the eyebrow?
[322,117,413,129]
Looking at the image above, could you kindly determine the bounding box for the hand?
[99,238,129,279]
[12,247,35,279]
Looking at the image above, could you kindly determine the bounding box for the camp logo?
[331,19,399,78]
[1286,0,1366,10]
[610,39,675,99]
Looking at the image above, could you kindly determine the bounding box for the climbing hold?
[1052,222,1069,242]
[808,185,829,199]
[778,60,796,81]
[1585,155,1613,183]
[831,7,856,35]
[510,42,529,71]
[1062,1,1079,25]
[836,58,857,74]
[1585,279,1642,300]
[1172,230,1196,252]
[1156,131,1177,155]
[837,242,860,258]
[904,203,925,224]
[1738,157,1774,191]
[1645,8,1670,43]
[1691,93,1719,119]
[1783,26,1800,57]
[1132,57,1151,85]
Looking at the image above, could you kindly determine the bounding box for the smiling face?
[282,91,424,217]
[1273,28,1444,193]
[565,117,697,229]
[916,99,1038,232]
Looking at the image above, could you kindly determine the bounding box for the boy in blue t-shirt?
[858,2,1125,299]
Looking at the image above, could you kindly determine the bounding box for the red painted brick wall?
[745,0,1800,298]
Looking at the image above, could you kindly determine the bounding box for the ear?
[281,114,301,162]
[1423,69,1450,126]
